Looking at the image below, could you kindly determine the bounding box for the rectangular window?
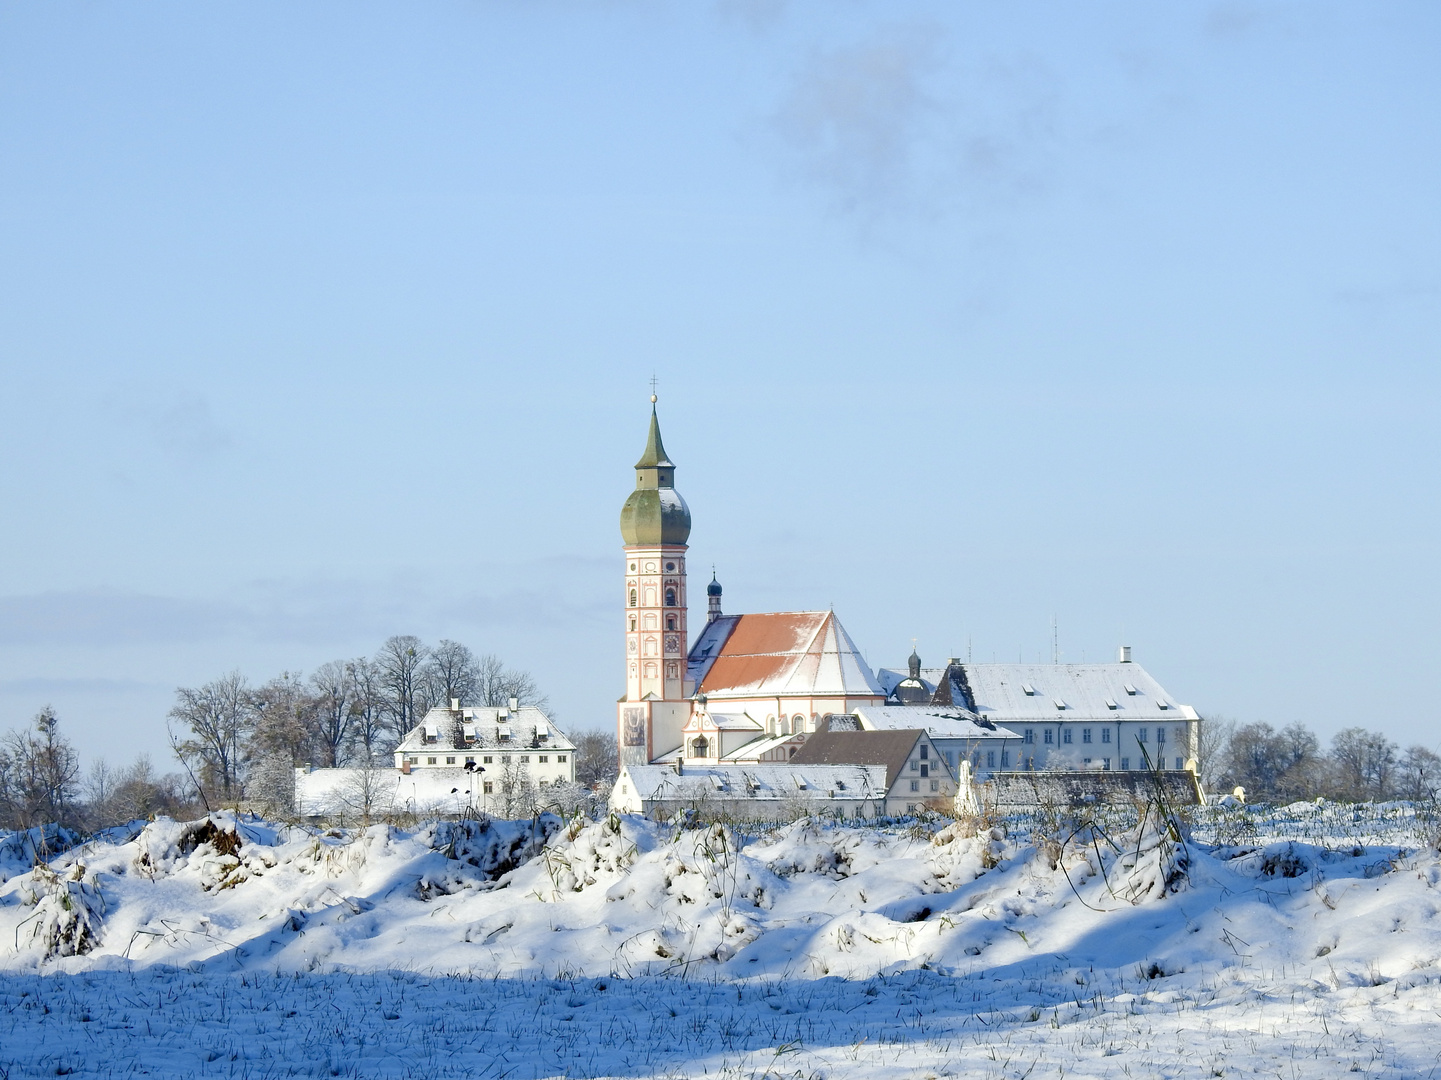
[426,757,436,765]
[408,756,418,765]
[1138,728,1147,743]
[538,755,549,763]
[1103,758,1111,770]
[920,744,929,760]
[986,751,995,768]
[1024,730,1034,744]
[920,764,929,778]
[1121,757,1130,770]
[946,751,956,767]
[483,756,493,764]
[1001,750,1010,767]
[1082,729,1092,744]
[1083,757,1091,765]
[910,780,920,792]
[465,757,475,765]
[1062,730,1072,744]
[557,755,567,763]
[910,759,920,771]
[520,755,530,763]
[1101,729,1111,744]
[1157,728,1166,744]
[930,780,940,792]
[445,756,456,765]
[483,781,493,794]
[1176,757,1184,770]
[1044,730,1054,745]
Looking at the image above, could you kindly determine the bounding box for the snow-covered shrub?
[22,862,106,958]
[0,824,81,882]
[431,815,560,879]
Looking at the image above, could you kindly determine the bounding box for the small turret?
[707,571,722,623]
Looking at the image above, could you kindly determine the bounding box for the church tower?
[617,396,694,766]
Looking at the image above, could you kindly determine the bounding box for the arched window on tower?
[691,736,709,759]
[666,616,675,631]
[629,589,637,607]
[665,587,676,607]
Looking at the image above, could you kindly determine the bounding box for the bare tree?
[0,707,81,829]
[1397,745,1441,802]
[168,672,253,806]
[1196,714,1235,794]
[572,730,619,790]
[1330,727,1398,802]
[424,640,482,707]
[474,652,549,711]
[309,660,354,768]
[345,656,388,764]
[374,635,430,746]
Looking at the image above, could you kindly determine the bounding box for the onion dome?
[620,401,692,546]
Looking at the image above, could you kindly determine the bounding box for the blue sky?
[0,2,1437,768]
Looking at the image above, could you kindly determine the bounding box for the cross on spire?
[649,374,658,403]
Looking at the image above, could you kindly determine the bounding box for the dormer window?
[1022,684,1036,696]
[1124,683,1138,695]
[1105,699,1119,710]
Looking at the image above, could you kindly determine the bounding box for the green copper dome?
[620,405,691,546]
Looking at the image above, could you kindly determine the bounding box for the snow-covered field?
[2,805,1440,1078]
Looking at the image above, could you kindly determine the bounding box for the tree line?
[1203,719,1440,804]
[0,635,618,832]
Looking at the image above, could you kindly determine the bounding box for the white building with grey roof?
[876,649,1200,777]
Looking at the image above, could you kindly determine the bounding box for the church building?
[613,398,1201,807]
[616,398,884,772]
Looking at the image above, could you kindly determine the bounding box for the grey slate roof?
[789,729,929,789]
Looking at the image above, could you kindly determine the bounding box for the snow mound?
[0,811,1437,996]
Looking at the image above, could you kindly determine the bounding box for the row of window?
[411,754,568,766]
[1022,727,1172,746]
[969,752,1187,771]
[908,779,942,793]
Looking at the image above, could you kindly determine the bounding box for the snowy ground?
[2,805,1440,1078]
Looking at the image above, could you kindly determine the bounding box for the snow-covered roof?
[850,706,1022,742]
[699,712,763,731]
[687,611,885,700]
[618,763,887,803]
[718,732,805,762]
[875,662,1193,723]
[396,705,574,754]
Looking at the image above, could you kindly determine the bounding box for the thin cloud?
[769,28,1062,224]
[773,26,944,216]
[103,385,234,463]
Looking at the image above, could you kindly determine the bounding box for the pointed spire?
[635,402,674,469]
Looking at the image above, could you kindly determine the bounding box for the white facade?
[389,703,575,806]
[875,658,1201,775]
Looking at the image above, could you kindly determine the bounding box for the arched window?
[666,616,675,631]
[629,589,637,607]
[665,588,676,606]
[691,736,709,758]
[792,714,806,734]
[629,616,636,631]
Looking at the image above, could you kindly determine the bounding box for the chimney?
[401,759,411,775]
[450,697,460,712]
[673,754,683,776]
[509,696,519,712]
[1118,646,1132,663]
